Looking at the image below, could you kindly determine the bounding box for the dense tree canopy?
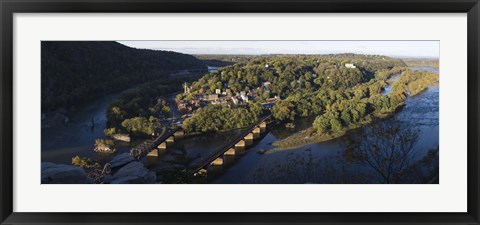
[121,116,161,136]
[177,54,409,134]
[182,102,264,133]
[104,76,202,137]
[391,70,439,96]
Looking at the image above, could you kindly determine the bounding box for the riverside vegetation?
[170,54,438,151]
[102,54,438,151]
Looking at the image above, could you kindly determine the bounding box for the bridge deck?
[187,113,271,174]
[130,127,181,159]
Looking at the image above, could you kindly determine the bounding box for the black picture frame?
[1,0,479,224]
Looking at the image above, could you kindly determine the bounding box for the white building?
[231,97,239,105]
[240,93,249,102]
[183,82,192,94]
[345,63,356,69]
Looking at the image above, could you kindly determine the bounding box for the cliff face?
[41,41,206,112]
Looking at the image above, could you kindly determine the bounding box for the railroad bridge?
[129,126,184,160]
[187,113,272,177]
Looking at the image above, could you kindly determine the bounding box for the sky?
[117,41,439,58]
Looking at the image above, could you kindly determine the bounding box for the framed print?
[1,0,479,224]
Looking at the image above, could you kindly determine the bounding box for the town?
[177,79,279,114]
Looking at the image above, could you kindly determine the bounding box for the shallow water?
[41,66,439,184]
[214,66,439,183]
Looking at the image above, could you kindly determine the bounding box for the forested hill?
[41,41,207,112]
[185,54,407,99]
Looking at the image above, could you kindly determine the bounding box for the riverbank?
[265,103,403,153]
[266,67,439,153]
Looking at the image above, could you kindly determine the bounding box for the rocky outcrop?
[108,153,135,169]
[105,161,156,184]
[41,162,93,184]
[42,154,157,184]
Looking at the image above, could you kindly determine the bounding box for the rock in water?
[113,161,148,178]
[41,162,93,184]
[109,153,134,169]
[143,171,157,183]
[110,161,156,184]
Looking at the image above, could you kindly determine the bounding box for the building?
[231,96,239,105]
[266,95,280,103]
[183,82,192,94]
[215,89,221,94]
[206,94,219,101]
[261,102,275,109]
[191,99,200,107]
[345,63,356,69]
[240,93,249,102]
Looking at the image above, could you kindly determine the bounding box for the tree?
[262,91,271,99]
[329,118,343,132]
[313,115,331,133]
[181,104,260,133]
[340,110,352,125]
[272,100,296,121]
[248,102,264,116]
[121,116,161,136]
[352,120,420,184]
[350,109,360,123]
[107,106,126,126]
[355,103,367,116]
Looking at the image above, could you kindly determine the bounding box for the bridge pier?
[147,149,159,157]
[223,148,238,165]
[235,140,246,154]
[194,168,208,177]
[187,115,272,180]
[259,121,267,132]
[223,154,235,166]
[147,148,166,158]
[166,136,175,144]
[157,142,167,150]
[208,164,222,175]
[245,132,254,140]
[211,157,224,166]
[244,133,254,146]
[253,127,261,138]
[173,130,185,139]
[225,148,237,156]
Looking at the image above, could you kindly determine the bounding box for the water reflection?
[215,66,439,184]
[41,66,439,184]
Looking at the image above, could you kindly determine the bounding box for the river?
[41,66,439,184]
[213,66,439,183]
[41,68,217,165]
[41,93,134,164]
